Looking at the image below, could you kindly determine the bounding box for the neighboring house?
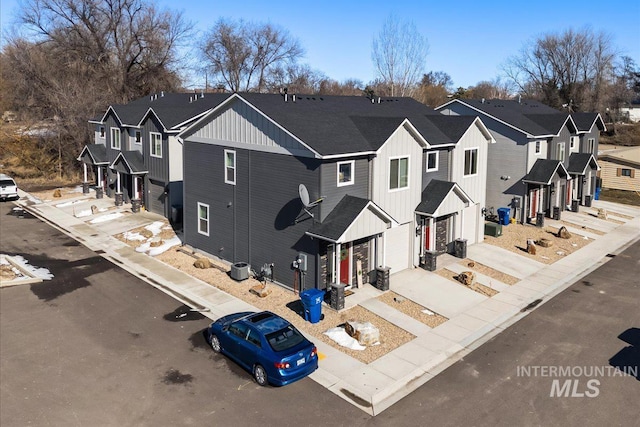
[598,146,640,191]
[79,92,228,219]
[436,99,605,224]
[177,93,494,292]
[619,100,640,123]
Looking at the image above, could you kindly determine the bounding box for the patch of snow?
[3,254,54,280]
[75,209,92,218]
[148,236,181,256]
[135,242,151,253]
[99,207,109,212]
[89,212,124,223]
[56,199,87,208]
[323,327,366,351]
[421,308,434,315]
[122,231,146,241]
[144,221,165,236]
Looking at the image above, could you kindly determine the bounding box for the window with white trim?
[150,132,162,158]
[389,156,409,190]
[337,160,354,186]
[134,130,142,144]
[570,136,578,149]
[556,142,565,162]
[99,126,105,138]
[587,138,595,154]
[110,128,121,150]
[224,150,236,185]
[535,141,541,155]
[426,151,439,172]
[464,148,478,176]
[197,202,209,236]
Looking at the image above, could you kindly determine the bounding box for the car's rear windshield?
[266,325,305,352]
[1,179,15,186]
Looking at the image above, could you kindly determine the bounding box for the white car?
[0,174,19,201]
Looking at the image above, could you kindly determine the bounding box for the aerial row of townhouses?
[78,92,605,292]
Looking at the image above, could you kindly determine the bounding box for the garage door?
[385,223,411,273]
[147,179,166,216]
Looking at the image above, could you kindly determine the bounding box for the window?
[134,130,142,144]
[535,141,541,155]
[224,150,236,185]
[99,126,105,138]
[556,142,565,162]
[426,151,439,172]
[150,132,162,158]
[246,329,262,347]
[337,160,354,186]
[197,202,209,236]
[464,148,478,176]
[618,168,634,178]
[587,138,595,153]
[389,157,409,190]
[110,128,121,150]
[570,136,578,150]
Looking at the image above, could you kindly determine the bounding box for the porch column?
[115,171,123,206]
[335,243,341,284]
[381,232,386,268]
[82,163,90,193]
[116,172,121,193]
[97,168,103,190]
[429,217,435,250]
[83,163,88,182]
[133,176,139,199]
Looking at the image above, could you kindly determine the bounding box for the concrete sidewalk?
[12,190,640,416]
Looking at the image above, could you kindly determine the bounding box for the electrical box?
[297,253,308,272]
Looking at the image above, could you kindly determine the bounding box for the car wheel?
[253,364,268,386]
[209,333,221,353]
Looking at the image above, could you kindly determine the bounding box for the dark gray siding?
[183,141,322,290]
[141,115,168,182]
[580,128,599,155]
[548,124,573,166]
[318,157,369,222]
[422,148,450,188]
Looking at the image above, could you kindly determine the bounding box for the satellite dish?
[299,184,310,208]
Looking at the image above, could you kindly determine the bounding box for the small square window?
[337,160,354,186]
[570,136,578,149]
[426,151,439,172]
[225,150,236,185]
[621,168,632,177]
[135,130,142,144]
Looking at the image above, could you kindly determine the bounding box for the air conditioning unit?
[484,222,503,237]
[230,262,250,281]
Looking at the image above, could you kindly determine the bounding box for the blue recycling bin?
[497,207,511,226]
[300,288,324,323]
[594,187,601,200]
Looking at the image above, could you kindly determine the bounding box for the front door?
[339,243,350,285]
[424,223,431,251]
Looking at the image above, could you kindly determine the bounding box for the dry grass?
[435,269,499,297]
[483,223,593,264]
[377,291,448,327]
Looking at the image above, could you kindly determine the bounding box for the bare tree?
[503,27,617,111]
[199,19,304,92]
[371,14,429,97]
[468,78,514,100]
[415,71,453,107]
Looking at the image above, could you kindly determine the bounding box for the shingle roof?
[567,153,598,175]
[307,195,371,241]
[415,180,456,215]
[522,159,568,185]
[444,99,572,136]
[111,150,148,174]
[78,144,109,164]
[571,112,605,132]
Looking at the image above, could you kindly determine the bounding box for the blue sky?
[2,0,639,89]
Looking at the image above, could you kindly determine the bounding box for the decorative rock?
[537,238,553,248]
[53,189,62,198]
[557,226,572,239]
[597,208,608,220]
[193,258,212,269]
[149,237,163,248]
[345,321,380,346]
[467,261,475,268]
[91,205,99,215]
[250,283,271,297]
[0,265,17,281]
[527,239,537,255]
[140,229,154,239]
[457,271,475,286]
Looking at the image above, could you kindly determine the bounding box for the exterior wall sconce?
[500,175,511,180]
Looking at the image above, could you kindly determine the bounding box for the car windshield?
[1,179,15,186]
[265,325,305,352]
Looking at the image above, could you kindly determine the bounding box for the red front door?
[339,244,350,284]
[424,224,431,251]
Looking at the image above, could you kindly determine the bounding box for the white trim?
[425,151,439,172]
[388,155,410,192]
[150,132,163,158]
[224,149,236,185]
[99,126,106,139]
[134,130,142,145]
[197,202,210,236]
[463,147,479,177]
[535,140,542,155]
[337,160,355,187]
[556,142,565,162]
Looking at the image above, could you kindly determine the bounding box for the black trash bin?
[571,199,579,212]
[114,193,124,206]
[585,195,592,207]
[131,199,141,213]
[553,206,561,220]
[535,212,545,227]
[95,187,104,199]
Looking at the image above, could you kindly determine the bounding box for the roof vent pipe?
[293,94,296,102]
[481,98,485,104]
[161,91,164,97]
[378,97,381,103]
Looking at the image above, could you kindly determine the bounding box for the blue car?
[207,311,318,386]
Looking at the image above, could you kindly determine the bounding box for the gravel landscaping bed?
[377,291,448,327]
[435,269,499,297]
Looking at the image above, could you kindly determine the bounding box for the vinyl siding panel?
[422,148,450,187]
[450,124,488,205]
[600,160,640,191]
[319,157,369,222]
[548,125,572,166]
[141,115,168,182]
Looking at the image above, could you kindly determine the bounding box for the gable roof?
[567,153,599,175]
[598,146,640,168]
[110,151,148,174]
[522,159,569,185]
[571,112,606,133]
[77,144,109,165]
[415,180,473,217]
[438,98,577,138]
[306,195,396,243]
